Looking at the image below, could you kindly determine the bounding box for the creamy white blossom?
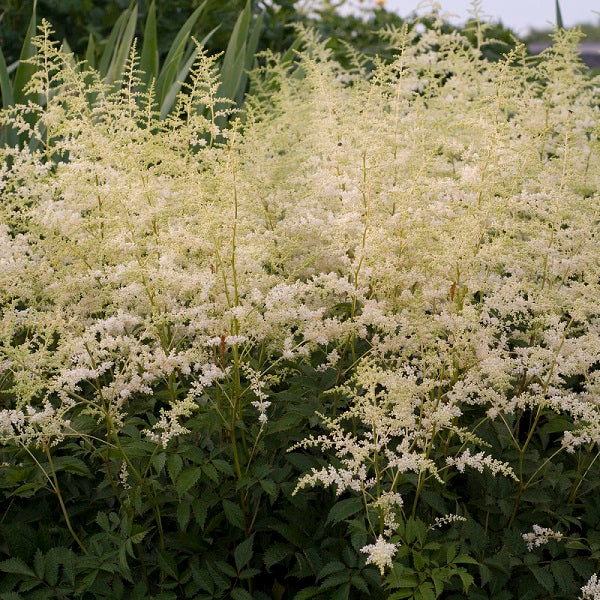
[360,536,399,575]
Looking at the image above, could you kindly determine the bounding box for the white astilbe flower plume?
[361,536,399,575]
[580,574,600,600]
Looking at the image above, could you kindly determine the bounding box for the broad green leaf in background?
[159,25,219,118]
[85,33,96,70]
[12,0,38,105]
[235,9,264,106]
[0,49,15,109]
[0,47,16,148]
[139,0,159,85]
[234,534,254,571]
[104,3,139,86]
[326,497,363,525]
[217,0,252,104]
[555,0,564,29]
[156,0,207,108]
[98,6,131,78]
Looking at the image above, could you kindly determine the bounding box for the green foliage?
[0,0,262,133]
[0,7,599,600]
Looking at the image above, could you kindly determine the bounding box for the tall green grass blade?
[105,3,138,86]
[13,0,38,105]
[98,8,130,78]
[156,0,207,108]
[235,10,264,106]
[61,38,80,73]
[62,38,72,54]
[0,48,14,109]
[160,47,199,119]
[159,25,219,119]
[140,0,159,85]
[0,47,16,147]
[85,33,96,70]
[156,34,189,109]
[555,0,564,29]
[217,0,252,103]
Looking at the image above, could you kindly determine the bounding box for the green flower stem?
[44,446,88,555]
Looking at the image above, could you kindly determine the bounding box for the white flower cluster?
[446,449,517,480]
[522,524,564,551]
[294,464,370,496]
[360,536,400,576]
[241,363,272,425]
[0,403,72,448]
[429,514,467,529]
[580,574,600,600]
[373,491,404,536]
[142,397,198,448]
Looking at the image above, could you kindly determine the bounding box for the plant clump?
[0,15,599,600]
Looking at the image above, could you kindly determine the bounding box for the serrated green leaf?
[292,587,320,600]
[212,459,234,475]
[238,567,260,580]
[550,560,574,593]
[319,572,350,590]
[531,565,554,593]
[259,478,277,497]
[52,455,92,476]
[222,499,245,530]
[431,570,446,597]
[202,462,219,483]
[96,511,110,531]
[176,466,202,495]
[405,517,427,545]
[453,553,479,565]
[177,500,191,530]
[33,549,44,579]
[326,497,362,525]
[130,529,150,544]
[416,584,436,600]
[156,551,178,579]
[167,453,183,483]
[231,589,253,600]
[318,561,345,580]
[215,559,236,577]
[457,569,474,593]
[566,540,589,550]
[234,534,254,571]
[44,549,60,587]
[386,565,418,589]
[59,548,75,586]
[192,497,209,529]
[0,593,24,600]
[263,543,291,569]
[0,557,36,578]
[152,451,166,475]
[331,582,351,600]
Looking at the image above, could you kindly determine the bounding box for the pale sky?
[379,1,599,36]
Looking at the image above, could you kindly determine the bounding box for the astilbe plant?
[0,14,599,600]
